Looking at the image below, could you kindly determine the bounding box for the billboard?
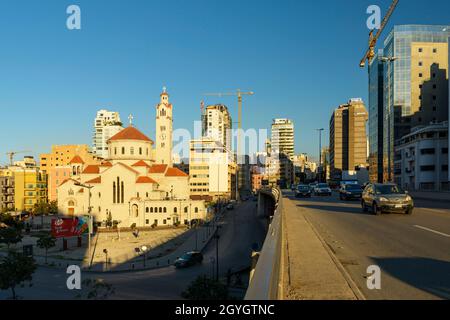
[51,217,89,238]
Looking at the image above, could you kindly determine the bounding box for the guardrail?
[245,187,282,300]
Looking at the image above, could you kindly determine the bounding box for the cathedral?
[57,89,207,228]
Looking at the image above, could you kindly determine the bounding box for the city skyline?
[2,0,450,164]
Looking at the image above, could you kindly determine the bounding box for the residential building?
[92,109,124,159]
[189,138,237,201]
[202,104,232,150]
[40,145,102,201]
[395,121,448,191]
[382,25,450,182]
[271,119,295,159]
[0,171,14,212]
[330,98,369,181]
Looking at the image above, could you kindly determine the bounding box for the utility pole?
[316,128,324,182]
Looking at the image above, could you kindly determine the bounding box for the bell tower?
[155,87,173,166]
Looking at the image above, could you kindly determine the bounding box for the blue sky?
[1,0,449,164]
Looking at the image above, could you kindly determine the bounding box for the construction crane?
[204,89,254,200]
[6,150,31,166]
[360,0,399,68]
[204,89,254,157]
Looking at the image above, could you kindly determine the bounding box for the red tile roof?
[69,156,85,164]
[132,160,151,168]
[100,161,112,167]
[58,178,78,187]
[85,176,101,184]
[109,126,153,143]
[136,176,157,184]
[149,164,168,174]
[82,165,100,174]
[165,167,188,177]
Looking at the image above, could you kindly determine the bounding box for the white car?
[314,183,332,196]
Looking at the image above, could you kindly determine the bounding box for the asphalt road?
[286,190,450,300]
[0,201,267,300]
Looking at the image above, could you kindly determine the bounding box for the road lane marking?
[413,225,450,238]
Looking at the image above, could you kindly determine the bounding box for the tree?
[33,201,49,227]
[0,213,24,230]
[181,275,229,300]
[36,232,56,264]
[0,251,36,299]
[75,278,115,300]
[0,227,23,249]
[48,201,58,215]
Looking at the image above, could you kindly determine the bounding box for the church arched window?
[121,181,124,203]
[122,147,125,155]
[113,182,116,203]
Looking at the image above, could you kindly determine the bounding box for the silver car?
[362,183,414,215]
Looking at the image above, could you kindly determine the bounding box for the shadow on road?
[371,257,450,299]
[295,202,373,216]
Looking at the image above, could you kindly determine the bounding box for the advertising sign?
[51,217,89,238]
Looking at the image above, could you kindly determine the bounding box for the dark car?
[340,184,363,200]
[174,251,204,268]
[295,185,312,198]
[361,183,414,215]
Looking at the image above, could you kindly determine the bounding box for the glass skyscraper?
[381,25,450,182]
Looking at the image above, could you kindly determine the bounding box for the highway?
[286,190,450,300]
[0,201,267,300]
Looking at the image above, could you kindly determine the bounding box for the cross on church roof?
[162,86,167,94]
[128,114,134,126]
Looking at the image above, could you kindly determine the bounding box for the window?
[139,147,142,155]
[184,207,188,213]
[146,219,149,225]
[418,48,423,53]
[122,147,125,155]
[174,207,177,213]
[442,148,448,154]
[146,207,149,213]
[163,207,167,213]
[150,207,153,213]
[442,165,448,171]
[115,147,117,155]
[420,148,435,155]
[419,84,423,89]
[163,219,167,225]
[418,61,422,66]
[433,95,437,100]
[433,48,437,53]
[419,73,423,78]
[433,84,437,89]
[159,207,162,213]
[194,207,199,213]
[420,165,435,172]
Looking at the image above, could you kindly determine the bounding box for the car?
[295,185,312,198]
[361,183,414,215]
[290,184,297,191]
[226,203,234,210]
[174,251,204,268]
[308,182,318,193]
[340,184,363,200]
[314,183,332,196]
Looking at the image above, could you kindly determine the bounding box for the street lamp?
[141,245,148,267]
[103,248,108,271]
[74,181,93,268]
[214,225,221,281]
[316,128,324,183]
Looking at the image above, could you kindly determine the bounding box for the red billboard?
[51,217,88,238]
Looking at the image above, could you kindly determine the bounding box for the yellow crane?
[360,0,399,68]
[6,150,31,166]
[204,89,254,157]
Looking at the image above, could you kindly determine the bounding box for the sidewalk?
[281,197,363,300]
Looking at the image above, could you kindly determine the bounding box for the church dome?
[109,126,154,143]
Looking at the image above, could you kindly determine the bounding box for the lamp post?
[74,182,93,267]
[214,225,221,281]
[316,129,324,183]
[103,248,108,271]
[141,245,148,268]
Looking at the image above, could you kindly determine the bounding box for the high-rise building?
[368,49,386,183]
[271,119,295,159]
[202,104,232,150]
[381,25,450,183]
[92,109,123,159]
[155,88,173,166]
[330,98,369,181]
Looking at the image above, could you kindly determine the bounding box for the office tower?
[330,98,369,181]
[271,119,295,159]
[202,104,232,150]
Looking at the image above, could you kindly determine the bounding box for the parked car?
[314,183,332,196]
[226,203,234,210]
[295,185,312,198]
[174,251,204,268]
[340,184,363,200]
[291,184,297,191]
[308,182,318,192]
[361,183,414,215]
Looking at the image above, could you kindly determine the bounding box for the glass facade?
[368,49,385,183]
[382,25,450,182]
